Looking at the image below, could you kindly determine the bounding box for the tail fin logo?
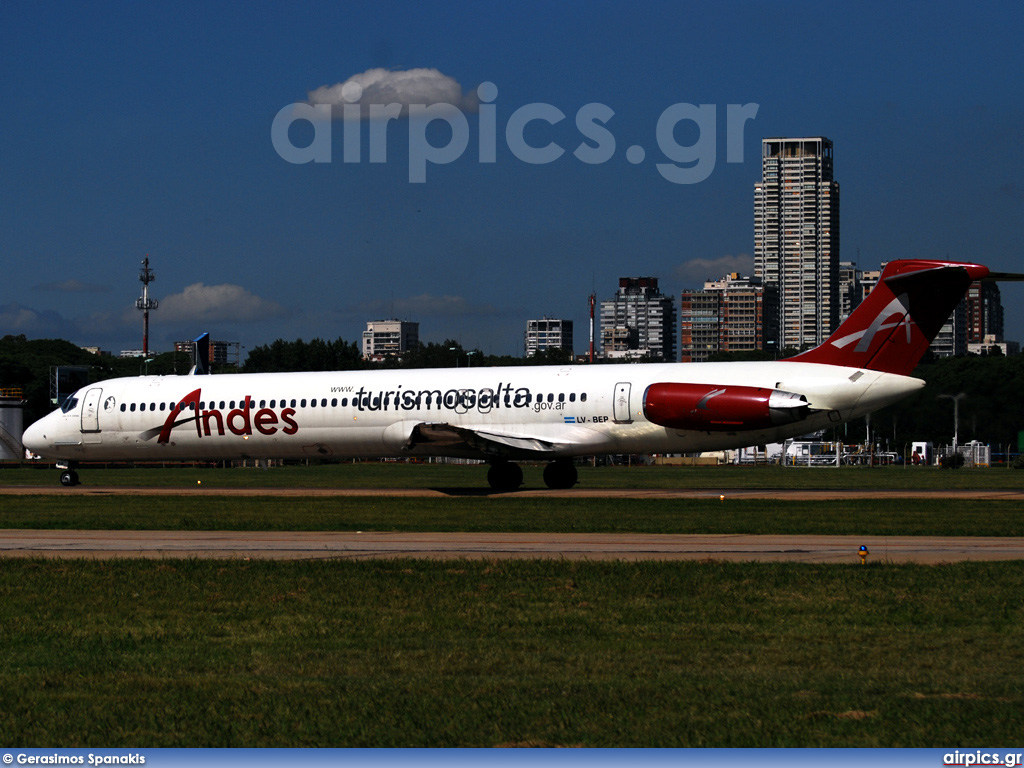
[787,260,990,375]
[831,293,913,352]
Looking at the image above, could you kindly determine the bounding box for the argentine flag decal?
[563,416,576,424]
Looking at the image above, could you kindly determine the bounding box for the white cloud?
[0,304,44,330]
[307,68,479,118]
[0,303,77,337]
[675,254,755,286]
[159,283,286,323]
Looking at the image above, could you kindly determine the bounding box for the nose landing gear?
[58,463,80,487]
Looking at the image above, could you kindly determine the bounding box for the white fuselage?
[23,361,923,463]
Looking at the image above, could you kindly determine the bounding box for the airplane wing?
[404,422,600,460]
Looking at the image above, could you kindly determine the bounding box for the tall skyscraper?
[930,299,968,358]
[600,277,676,361]
[966,280,1004,343]
[754,137,840,351]
[859,267,882,303]
[837,261,862,323]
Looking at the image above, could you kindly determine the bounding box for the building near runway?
[0,388,25,460]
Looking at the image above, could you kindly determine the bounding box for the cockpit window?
[60,395,80,414]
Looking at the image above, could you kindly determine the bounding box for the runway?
[2,530,1024,563]
[3,483,1023,562]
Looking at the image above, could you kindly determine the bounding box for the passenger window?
[581,393,587,402]
[331,398,338,407]
[130,403,136,412]
[569,393,576,402]
[547,393,554,403]
[310,399,317,408]
[558,393,565,403]
[301,399,307,408]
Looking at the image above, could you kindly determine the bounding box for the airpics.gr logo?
[157,389,298,444]
[271,81,759,184]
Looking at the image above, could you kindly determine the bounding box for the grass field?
[1,558,1022,747]
[1,462,1023,746]
[3,460,1024,491]
[3,461,1024,537]
[2,495,1024,537]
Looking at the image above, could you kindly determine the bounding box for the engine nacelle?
[643,382,810,432]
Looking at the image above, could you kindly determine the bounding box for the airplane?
[21,259,1014,489]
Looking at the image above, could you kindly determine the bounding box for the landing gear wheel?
[487,461,523,492]
[60,470,80,487]
[543,459,578,489]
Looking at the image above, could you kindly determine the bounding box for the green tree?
[243,337,363,373]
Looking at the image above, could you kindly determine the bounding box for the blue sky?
[2,0,1022,358]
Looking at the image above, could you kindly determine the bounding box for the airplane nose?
[22,418,48,455]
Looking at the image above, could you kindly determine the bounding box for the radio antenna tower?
[135,256,158,356]
[588,292,596,363]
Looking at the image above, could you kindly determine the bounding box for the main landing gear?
[486,459,579,491]
[542,459,578,490]
[487,460,523,492]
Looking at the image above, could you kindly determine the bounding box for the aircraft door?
[80,387,103,433]
[613,382,633,424]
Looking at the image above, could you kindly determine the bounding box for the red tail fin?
[786,259,989,375]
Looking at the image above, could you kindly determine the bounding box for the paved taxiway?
[2,530,1024,562]
[3,485,1023,562]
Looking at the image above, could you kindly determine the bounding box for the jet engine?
[643,383,810,432]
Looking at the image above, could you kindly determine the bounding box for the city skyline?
[2,2,1022,358]
[52,257,1018,363]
